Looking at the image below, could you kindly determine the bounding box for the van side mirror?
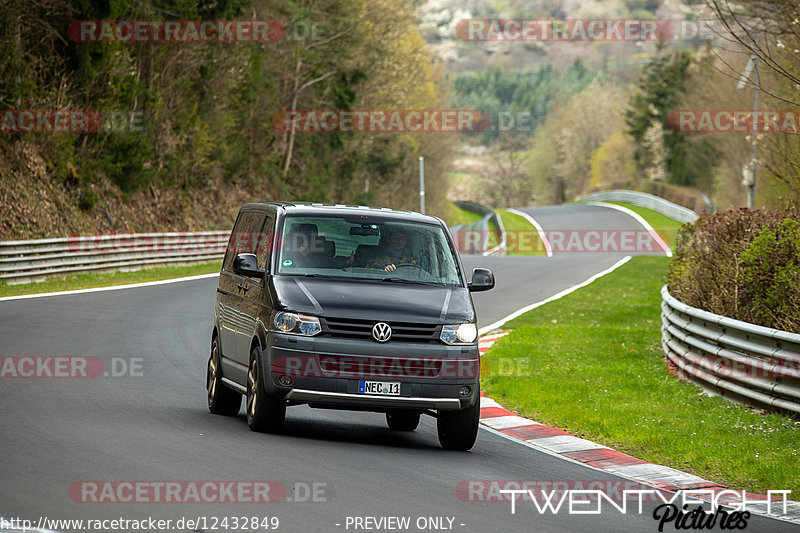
[233,253,264,278]
[468,268,494,292]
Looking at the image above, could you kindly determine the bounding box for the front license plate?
[359,380,400,396]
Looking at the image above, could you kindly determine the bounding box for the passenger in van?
[284,223,333,269]
[371,229,417,272]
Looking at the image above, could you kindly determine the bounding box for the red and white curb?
[477,333,800,524]
[478,330,510,355]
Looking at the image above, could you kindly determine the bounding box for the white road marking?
[479,397,503,409]
[0,273,220,302]
[526,435,608,453]
[505,208,553,257]
[478,256,632,335]
[481,415,541,430]
[586,201,673,257]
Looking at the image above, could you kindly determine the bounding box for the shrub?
[667,208,800,332]
[78,188,100,211]
[739,219,800,332]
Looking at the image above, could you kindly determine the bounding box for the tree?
[626,49,721,188]
[528,79,629,203]
[707,0,800,107]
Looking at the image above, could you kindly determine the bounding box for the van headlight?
[273,311,321,336]
[440,323,477,344]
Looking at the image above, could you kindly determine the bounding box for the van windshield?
[276,216,462,287]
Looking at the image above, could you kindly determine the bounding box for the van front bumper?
[263,332,480,411]
[284,389,462,410]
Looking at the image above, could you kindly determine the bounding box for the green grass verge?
[444,203,485,227]
[604,201,688,249]
[482,256,799,493]
[444,204,504,251]
[0,261,222,298]
[497,209,546,256]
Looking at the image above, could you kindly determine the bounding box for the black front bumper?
[262,332,480,411]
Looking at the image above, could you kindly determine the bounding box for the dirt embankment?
[0,141,275,240]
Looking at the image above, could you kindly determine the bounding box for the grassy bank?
[603,201,688,248]
[0,261,221,298]
[482,255,799,493]
[497,209,546,255]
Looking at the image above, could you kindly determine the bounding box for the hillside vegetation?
[0,0,454,239]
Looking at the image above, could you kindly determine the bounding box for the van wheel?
[386,410,420,431]
[437,399,479,451]
[207,336,241,416]
[246,347,286,433]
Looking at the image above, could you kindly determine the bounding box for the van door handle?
[237,283,249,294]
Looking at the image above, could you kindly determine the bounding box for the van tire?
[246,347,286,433]
[437,399,479,451]
[207,336,242,416]
[386,410,420,431]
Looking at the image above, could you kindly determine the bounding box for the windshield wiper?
[380,277,444,286]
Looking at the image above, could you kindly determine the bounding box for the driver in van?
[371,228,417,272]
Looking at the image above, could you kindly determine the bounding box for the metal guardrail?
[0,232,229,284]
[661,285,800,414]
[580,190,700,224]
[1,204,508,284]
[449,201,506,256]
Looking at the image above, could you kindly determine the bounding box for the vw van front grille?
[321,317,440,342]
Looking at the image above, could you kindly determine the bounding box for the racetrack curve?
[0,204,791,533]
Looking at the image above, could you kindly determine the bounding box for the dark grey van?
[206,202,494,450]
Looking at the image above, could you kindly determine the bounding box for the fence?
[449,201,506,256]
[0,232,230,284]
[580,190,700,224]
[661,285,800,414]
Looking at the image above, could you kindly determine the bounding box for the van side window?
[257,215,275,270]
[223,210,267,273]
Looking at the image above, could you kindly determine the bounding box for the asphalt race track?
[0,204,793,533]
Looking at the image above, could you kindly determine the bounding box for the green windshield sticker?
[283,259,293,266]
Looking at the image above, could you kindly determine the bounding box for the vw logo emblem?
[372,322,392,343]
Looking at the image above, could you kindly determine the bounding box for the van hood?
[272,276,475,324]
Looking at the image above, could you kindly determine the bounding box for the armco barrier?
[0,231,230,284]
[580,190,699,224]
[661,285,800,414]
[449,201,506,256]
[2,206,507,284]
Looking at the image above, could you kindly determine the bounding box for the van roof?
[240,202,441,224]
